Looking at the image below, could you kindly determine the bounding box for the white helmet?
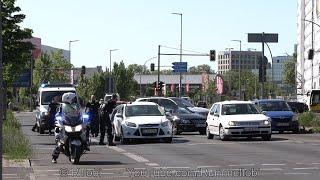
[62,92,77,104]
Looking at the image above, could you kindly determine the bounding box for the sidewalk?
[2,158,35,180]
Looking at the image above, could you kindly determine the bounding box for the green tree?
[2,0,34,85]
[33,51,72,87]
[283,54,296,87]
[87,73,106,100]
[76,75,90,103]
[188,64,214,74]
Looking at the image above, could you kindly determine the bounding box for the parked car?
[287,101,309,113]
[206,101,272,141]
[135,97,207,135]
[111,102,173,144]
[169,97,209,117]
[254,99,299,133]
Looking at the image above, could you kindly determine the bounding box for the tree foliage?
[2,0,34,85]
[188,64,214,74]
[33,51,72,87]
[283,54,296,87]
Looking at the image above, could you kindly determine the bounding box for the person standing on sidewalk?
[99,94,117,146]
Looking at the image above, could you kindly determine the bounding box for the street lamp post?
[172,12,183,97]
[109,49,119,93]
[140,56,157,96]
[248,48,257,98]
[69,40,79,84]
[231,40,242,100]
[225,48,233,97]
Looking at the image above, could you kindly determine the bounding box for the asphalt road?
[3,112,320,180]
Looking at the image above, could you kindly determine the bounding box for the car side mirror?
[262,111,267,115]
[35,101,39,107]
[116,114,123,118]
[214,113,219,117]
[210,111,214,115]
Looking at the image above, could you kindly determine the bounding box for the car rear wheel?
[219,126,228,141]
[262,134,272,141]
[206,126,213,139]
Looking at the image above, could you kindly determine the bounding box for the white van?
[35,84,78,134]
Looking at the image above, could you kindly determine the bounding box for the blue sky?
[17,0,297,71]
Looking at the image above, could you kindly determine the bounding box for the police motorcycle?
[54,93,91,164]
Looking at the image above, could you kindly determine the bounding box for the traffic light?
[81,65,86,75]
[258,56,267,82]
[308,49,314,60]
[210,50,216,61]
[150,63,155,71]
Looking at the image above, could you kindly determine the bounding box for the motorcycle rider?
[85,95,100,137]
[51,92,89,163]
[99,94,117,146]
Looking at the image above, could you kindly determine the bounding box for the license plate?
[277,123,289,126]
[244,127,259,131]
[196,124,206,127]
[142,129,157,134]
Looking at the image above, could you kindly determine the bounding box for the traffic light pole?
[157,45,161,96]
[260,32,265,99]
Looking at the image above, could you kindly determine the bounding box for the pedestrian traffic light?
[210,50,216,61]
[150,63,155,71]
[308,49,314,60]
[81,66,86,75]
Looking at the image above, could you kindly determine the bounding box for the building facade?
[217,51,262,74]
[272,56,291,83]
[297,0,320,100]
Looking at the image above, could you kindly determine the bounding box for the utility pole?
[0,1,4,121]
[261,32,265,99]
[157,45,161,96]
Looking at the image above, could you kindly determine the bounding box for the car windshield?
[258,101,291,111]
[221,103,260,115]
[171,98,195,108]
[41,91,76,105]
[125,105,164,117]
[176,107,193,114]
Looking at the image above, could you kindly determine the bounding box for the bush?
[298,111,315,127]
[313,127,320,133]
[3,110,32,159]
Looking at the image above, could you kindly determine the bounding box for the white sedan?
[112,102,173,144]
[206,101,272,141]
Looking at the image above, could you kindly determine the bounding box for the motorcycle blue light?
[82,114,89,119]
[56,116,62,121]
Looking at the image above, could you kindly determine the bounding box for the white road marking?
[228,164,255,167]
[284,172,311,175]
[188,142,234,145]
[146,163,159,166]
[312,162,320,165]
[261,163,286,166]
[293,167,319,170]
[108,146,126,153]
[260,168,283,171]
[100,172,115,175]
[3,174,18,176]
[33,169,59,172]
[2,177,20,179]
[123,152,150,163]
[197,166,221,168]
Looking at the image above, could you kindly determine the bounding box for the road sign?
[248,33,278,43]
[172,62,187,73]
[12,70,32,87]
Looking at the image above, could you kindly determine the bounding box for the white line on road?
[293,167,319,170]
[261,163,286,166]
[260,168,283,171]
[3,174,18,176]
[33,169,59,172]
[188,142,234,145]
[154,167,190,169]
[312,162,320,165]
[108,146,126,153]
[100,172,115,175]
[146,163,160,166]
[102,168,126,171]
[197,166,221,168]
[284,172,311,175]
[123,152,150,163]
[228,164,255,167]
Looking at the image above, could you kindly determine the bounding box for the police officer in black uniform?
[85,95,100,137]
[99,94,117,146]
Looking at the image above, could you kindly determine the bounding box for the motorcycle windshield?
[61,104,83,126]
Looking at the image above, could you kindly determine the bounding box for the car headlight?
[75,124,83,132]
[228,121,236,126]
[263,120,270,125]
[41,111,48,117]
[125,121,137,127]
[161,121,170,127]
[181,119,191,124]
[292,115,298,121]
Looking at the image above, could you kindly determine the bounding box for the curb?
[2,158,31,168]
